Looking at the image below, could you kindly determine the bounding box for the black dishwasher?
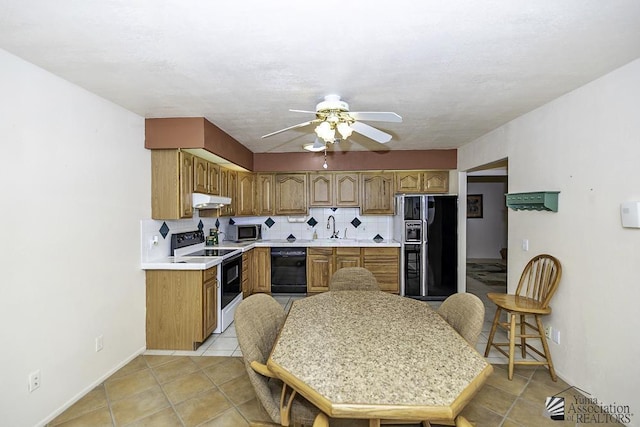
[271,247,307,293]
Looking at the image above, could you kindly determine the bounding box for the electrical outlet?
[95,335,104,352]
[552,329,561,344]
[545,325,552,339]
[28,370,41,392]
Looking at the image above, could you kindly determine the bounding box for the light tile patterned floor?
[52,268,617,426]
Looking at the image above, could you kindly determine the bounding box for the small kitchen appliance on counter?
[226,223,262,242]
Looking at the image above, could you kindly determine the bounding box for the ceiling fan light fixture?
[315,121,335,143]
[337,122,353,139]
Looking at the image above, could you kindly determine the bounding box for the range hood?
[192,193,231,209]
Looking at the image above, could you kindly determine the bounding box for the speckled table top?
[268,291,490,418]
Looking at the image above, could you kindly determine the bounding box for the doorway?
[465,161,508,298]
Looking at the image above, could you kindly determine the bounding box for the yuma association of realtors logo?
[544,386,633,424]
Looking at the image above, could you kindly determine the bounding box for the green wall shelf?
[506,191,560,212]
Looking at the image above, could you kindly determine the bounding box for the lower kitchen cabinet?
[362,247,400,293]
[334,247,361,270]
[307,247,333,293]
[306,246,399,293]
[242,249,253,297]
[252,247,271,293]
[145,266,218,351]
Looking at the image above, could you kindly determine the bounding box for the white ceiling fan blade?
[349,112,402,123]
[350,121,393,143]
[289,109,318,114]
[261,120,318,138]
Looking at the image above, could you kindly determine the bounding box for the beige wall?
[459,58,640,424]
[0,49,149,426]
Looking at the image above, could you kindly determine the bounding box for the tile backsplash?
[141,207,393,262]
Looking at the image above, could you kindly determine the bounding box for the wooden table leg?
[369,419,381,427]
[455,415,473,427]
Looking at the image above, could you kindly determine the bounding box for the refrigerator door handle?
[423,219,428,243]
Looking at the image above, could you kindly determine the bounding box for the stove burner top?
[183,248,237,257]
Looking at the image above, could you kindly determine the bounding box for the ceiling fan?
[261,94,402,146]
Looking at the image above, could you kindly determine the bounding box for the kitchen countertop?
[141,238,400,270]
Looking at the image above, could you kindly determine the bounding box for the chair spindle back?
[515,254,562,308]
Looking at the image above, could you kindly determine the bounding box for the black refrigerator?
[394,195,458,300]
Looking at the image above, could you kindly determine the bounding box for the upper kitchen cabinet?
[219,167,237,217]
[237,172,256,216]
[360,172,394,215]
[334,173,359,207]
[256,173,275,216]
[193,157,220,195]
[151,150,194,219]
[395,170,449,194]
[275,173,307,215]
[308,172,360,207]
[308,173,333,207]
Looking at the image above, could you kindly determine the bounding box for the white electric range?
[171,230,243,334]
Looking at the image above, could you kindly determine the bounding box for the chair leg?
[535,315,558,381]
[508,313,516,380]
[484,307,502,357]
[455,415,474,427]
[520,314,527,358]
[280,383,297,427]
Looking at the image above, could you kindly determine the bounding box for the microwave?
[227,224,262,242]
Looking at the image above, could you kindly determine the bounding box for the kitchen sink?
[312,238,358,244]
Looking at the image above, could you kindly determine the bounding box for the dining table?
[267,291,493,427]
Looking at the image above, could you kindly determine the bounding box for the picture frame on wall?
[467,194,483,218]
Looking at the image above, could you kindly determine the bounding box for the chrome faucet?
[327,215,339,238]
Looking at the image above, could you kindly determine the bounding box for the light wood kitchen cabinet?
[334,247,361,270]
[151,150,194,219]
[306,246,398,293]
[203,271,217,337]
[334,173,359,207]
[219,167,237,216]
[307,247,333,293]
[360,172,394,215]
[275,173,307,215]
[253,247,271,293]
[145,266,218,350]
[308,173,333,207]
[362,247,400,293]
[424,170,449,193]
[395,170,449,194]
[242,249,253,297]
[237,172,256,216]
[308,172,360,207]
[193,157,221,195]
[193,156,209,194]
[256,173,275,216]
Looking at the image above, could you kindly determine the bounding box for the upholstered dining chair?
[329,267,380,291]
[484,254,562,381]
[235,294,365,427]
[437,293,485,346]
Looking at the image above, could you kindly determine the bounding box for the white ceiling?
[2,1,640,153]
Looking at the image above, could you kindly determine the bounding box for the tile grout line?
[499,368,537,427]
[142,356,189,427]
